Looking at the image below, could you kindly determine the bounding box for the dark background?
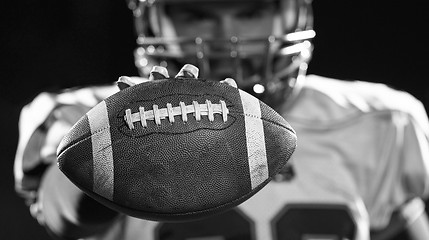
[1,0,428,239]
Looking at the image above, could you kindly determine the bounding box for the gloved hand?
[117,64,237,90]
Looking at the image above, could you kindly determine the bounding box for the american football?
[56,72,297,221]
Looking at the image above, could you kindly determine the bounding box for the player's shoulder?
[29,83,118,109]
[18,83,118,141]
[303,74,422,114]
[286,74,426,125]
[21,84,118,119]
[15,84,119,195]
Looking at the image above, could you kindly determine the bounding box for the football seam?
[118,122,237,137]
[57,126,110,157]
[241,112,296,134]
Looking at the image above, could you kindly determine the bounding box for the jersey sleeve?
[401,97,429,200]
[14,91,93,206]
[14,85,118,206]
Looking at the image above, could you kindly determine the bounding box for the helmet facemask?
[128,0,315,110]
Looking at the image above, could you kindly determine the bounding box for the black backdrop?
[1,0,428,239]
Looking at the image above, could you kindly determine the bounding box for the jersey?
[14,74,429,239]
[82,179,369,240]
[282,75,429,229]
[14,84,118,204]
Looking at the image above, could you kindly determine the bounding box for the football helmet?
[127,0,315,109]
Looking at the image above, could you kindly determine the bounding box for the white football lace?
[124,100,229,129]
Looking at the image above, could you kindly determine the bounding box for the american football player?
[14,0,429,239]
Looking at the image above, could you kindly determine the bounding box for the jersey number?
[155,203,357,240]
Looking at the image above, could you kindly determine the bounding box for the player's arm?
[375,94,429,240]
[39,160,120,239]
[14,91,120,239]
[401,97,429,240]
[402,97,429,199]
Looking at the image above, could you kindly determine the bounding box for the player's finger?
[175,64,199,78]
[220,78,238,88]
[149,66,169,81]
[117,76,136,90]
[117,76,152,90]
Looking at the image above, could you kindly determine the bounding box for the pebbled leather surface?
[57,77,297,221]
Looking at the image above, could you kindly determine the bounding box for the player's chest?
[120,182,357,240]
